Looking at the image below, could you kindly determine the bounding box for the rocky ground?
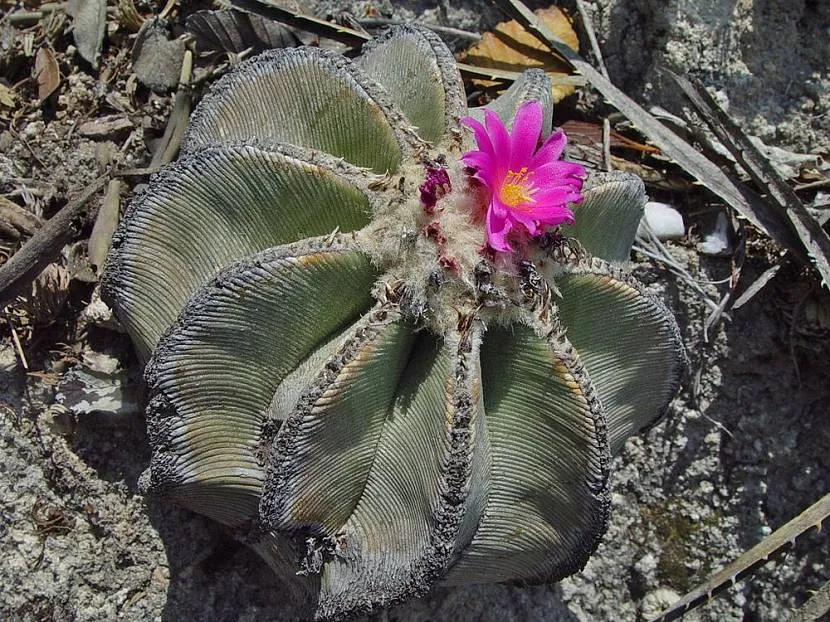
[1,0,828,621]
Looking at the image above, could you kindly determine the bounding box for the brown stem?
[0,176,108,308]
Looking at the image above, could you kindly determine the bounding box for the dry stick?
[150,49,193,168]
[649,491,830,622]
[601,117,611,171]
[732,263,781,309]
[492,0,805,260]
[7,314,29,370]
[4,2,66,25]
[458,63,586,86]
[574,0,609,80]
[358,18,481,42]
[0,176,108,309]
[665,70,830,288]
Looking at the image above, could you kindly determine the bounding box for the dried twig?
[358,18,481,43]
[0,176,108,308]
[650,491,830,622]
[634,224,720,313]
[601,117,611,171]
[732,264,781,310]
[574,0,608,79]
[6,314,29,370]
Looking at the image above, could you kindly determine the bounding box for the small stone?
[638,201,685,240]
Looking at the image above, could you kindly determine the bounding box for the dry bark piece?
[78,114,134,139]
[67,0,107,68]
[462,6,579,102]
[0,197,43,238]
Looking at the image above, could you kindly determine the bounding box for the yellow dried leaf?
[0,83,16,108]
[463,6,580,102]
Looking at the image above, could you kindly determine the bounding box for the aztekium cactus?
[101,25,684,620]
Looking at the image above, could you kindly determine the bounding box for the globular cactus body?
[102,25,684,620]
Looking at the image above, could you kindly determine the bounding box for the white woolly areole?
[355,148,539,335]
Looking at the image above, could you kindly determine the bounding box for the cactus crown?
[102,25,684,620]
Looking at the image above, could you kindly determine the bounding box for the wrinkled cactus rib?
[100,142,379,360]
[553,255,687,451]
[102,23,686,621]
[139,235,377,526]
[358,24,467,145]
[182,46,423,171]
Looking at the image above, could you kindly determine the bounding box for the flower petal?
[532,161,586,188]
[508,101,543,172]
[484,110,511,177]
[461,151,497,187]
[486,200,514,252]
[527,202,576,226]
[506,205,539,236]
[528,129,567,170]
[533,186,583,208]
[460,116,494,157]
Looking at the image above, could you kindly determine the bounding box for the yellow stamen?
[499,167,537,209]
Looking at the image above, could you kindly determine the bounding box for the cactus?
[101,25,684,620]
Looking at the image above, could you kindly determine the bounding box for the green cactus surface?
[101,24,685,620]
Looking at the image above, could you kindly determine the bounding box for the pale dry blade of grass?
[649,492,830,622]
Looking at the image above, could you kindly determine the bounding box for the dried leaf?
[15,263,70,326]
[34,47,60,101]
[186,9,299,56]
[88,180,121,273]
[462,6,579,102]
[67,0,107,68]
[0,83,17,108]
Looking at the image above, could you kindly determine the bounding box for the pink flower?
[461,101,585,253]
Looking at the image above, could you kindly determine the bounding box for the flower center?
[499,168,537,209]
